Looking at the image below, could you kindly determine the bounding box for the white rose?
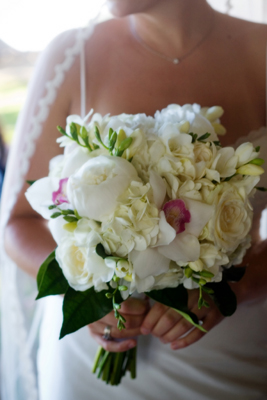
[67,155,139,221]
[207,182,253,252]
[56,238,114,292]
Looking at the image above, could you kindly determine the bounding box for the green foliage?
[36,250,69,300]
[60,286,123,339]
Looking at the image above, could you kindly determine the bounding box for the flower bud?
[206,106,224,121]
[188,259,204,272]
[212,123,226,136]
[237,164,264,176]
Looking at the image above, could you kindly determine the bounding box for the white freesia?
[67,155,139,221]
[235,142,259,167]
[211,147,238,178]
[185,243,228,280]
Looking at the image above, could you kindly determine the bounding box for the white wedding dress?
[1,21,267,400]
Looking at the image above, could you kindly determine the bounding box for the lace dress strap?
[80,30,87,119]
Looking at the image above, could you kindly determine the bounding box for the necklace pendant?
[173,58,179,64]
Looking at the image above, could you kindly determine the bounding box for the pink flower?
[163,199,191,234]
[52,178,69,205]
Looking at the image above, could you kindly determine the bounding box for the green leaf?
[256,186,267,192]
[197,132,211,142]
[222,265,246,282]
[146,286,206,332]
[36,250,69,300]
[213,140,222,147]
[188,132,198,143]
[205,280,237,316]
[255,146,261,152]
[96,243,109,259]
[26,180,36,186]
[60,287,123,338]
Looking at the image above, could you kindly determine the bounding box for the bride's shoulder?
[216,13,267,48]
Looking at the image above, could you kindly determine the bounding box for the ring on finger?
[103,325,113,341]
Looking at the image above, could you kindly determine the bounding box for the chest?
[70,35,265,148]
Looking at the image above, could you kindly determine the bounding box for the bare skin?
[3,0,267,353]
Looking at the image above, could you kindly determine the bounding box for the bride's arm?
[2,32,74,276]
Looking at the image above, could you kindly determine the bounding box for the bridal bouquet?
[26,104,264,385]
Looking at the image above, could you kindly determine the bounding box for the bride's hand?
[140,290,223,350]
[88,297,149,352]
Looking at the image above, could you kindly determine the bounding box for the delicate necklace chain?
[130,12,215,65]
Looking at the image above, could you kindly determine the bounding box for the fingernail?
[160,338,168,344]
[141,327,150,335]
[128,341,136,349]
[171,342,182,350]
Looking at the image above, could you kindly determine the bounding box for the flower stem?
[92,346,104,373]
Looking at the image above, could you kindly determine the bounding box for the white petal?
[61,147,92,178]
[129,248,170,279]
[25,177,60,219]
[135,275,155,293]
[149,170,166,208]
[183,198,214,237]
[156,211,176,246]
[48,217,70,245]
[158,232,200,263]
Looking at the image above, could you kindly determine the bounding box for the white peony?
[67,155,139,221]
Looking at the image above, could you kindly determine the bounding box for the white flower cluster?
[26,104,264,296]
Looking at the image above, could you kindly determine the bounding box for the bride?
[2,0,267,399]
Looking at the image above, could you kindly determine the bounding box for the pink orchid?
[52,178,69,205]
[163,199,191,234]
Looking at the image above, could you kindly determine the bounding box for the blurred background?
[0,0,267,149]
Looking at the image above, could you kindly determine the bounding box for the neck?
[129,0,214,60]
